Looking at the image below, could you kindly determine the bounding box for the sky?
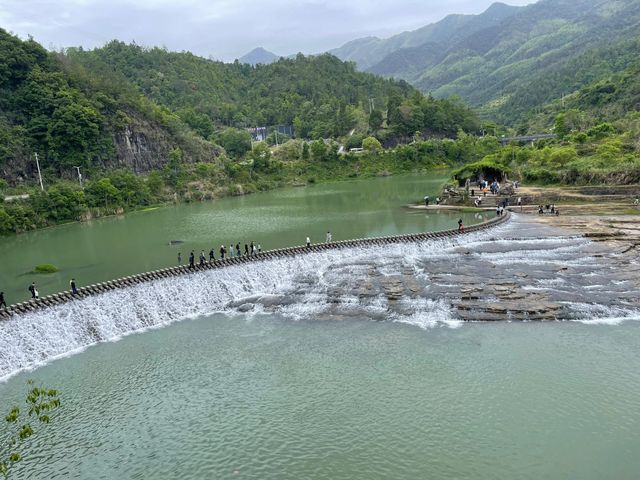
[0,0,534,62]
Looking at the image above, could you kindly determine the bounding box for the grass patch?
[33,264,59,274]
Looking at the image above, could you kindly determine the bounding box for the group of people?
[538,204,560,216]
[179,231,337,269]
[181,241,264,269]
[423,196,442,207]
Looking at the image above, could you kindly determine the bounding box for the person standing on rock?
[0,291,6,309]
[28,282,36,299]
[517,197,522,211]
[458,219,464,232]
[70,278,79,295]
[424,195,429,207]
[306,236,311,247]
[189,251,195,269]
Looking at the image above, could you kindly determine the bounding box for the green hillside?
[0,31,482,235]
[333,0,640,124]
[0,29,215,182]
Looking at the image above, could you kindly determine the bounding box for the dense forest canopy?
[63,41,479,139]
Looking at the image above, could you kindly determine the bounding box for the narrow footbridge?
[0,213,511,319]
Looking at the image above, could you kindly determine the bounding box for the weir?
[0,212,511,320]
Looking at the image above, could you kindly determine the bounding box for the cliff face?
[1,115,222,185]
[110,113,222,174]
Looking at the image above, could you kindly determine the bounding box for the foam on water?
[0,233,487,380]
[1,219,638,381]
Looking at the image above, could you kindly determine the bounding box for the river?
[0,173,472,302]
[0,173,639,479]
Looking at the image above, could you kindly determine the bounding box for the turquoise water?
[1,315,638,479]
[1,173,638,479]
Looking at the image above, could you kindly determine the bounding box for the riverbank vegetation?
[0,134,500,235]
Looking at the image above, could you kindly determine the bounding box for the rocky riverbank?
[224,213,640,323]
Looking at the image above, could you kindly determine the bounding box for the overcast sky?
[0,0,534,61]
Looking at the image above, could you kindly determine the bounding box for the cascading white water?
[1,217,638,381]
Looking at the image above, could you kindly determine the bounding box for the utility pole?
[34,153,44,191]
[73,166,83,188]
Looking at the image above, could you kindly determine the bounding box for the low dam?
[0,213,511,319]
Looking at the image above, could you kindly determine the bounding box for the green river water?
[0,173,638,479]
[0,173,469,302]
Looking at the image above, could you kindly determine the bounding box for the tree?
[369,109,383,131]
[310,140,327,161]
[86,178,120,208]
[301,142,310,160]
[1,381,61,478]
[146,171,165,196]
[250,142,271,171]
[218,128,252,158]
[362,136,382,153]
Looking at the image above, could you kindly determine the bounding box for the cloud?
[0,0,535,61]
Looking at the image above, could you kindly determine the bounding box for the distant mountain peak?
[238,47,279,66]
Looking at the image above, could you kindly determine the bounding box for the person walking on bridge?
[220,245,226,260]
[0,291,6,309]
[244,244,249,256]
[70,278,78,295]
[306,236,311,247]
[199,250,206,267]
[189,251,195,269]
[458,219,464,232]
[28,282,37,299]
[326,231,332,243]
[177,252,182,265]
[209,249,215,262]
[424,195,429,207]
[236,243,241,257]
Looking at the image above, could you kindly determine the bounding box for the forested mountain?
[331,0,640,124]
[525,59,640,133]
[330,2,520,70]
[238,47,279,66]
[64,41,479,140]
[0,30,480,185]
